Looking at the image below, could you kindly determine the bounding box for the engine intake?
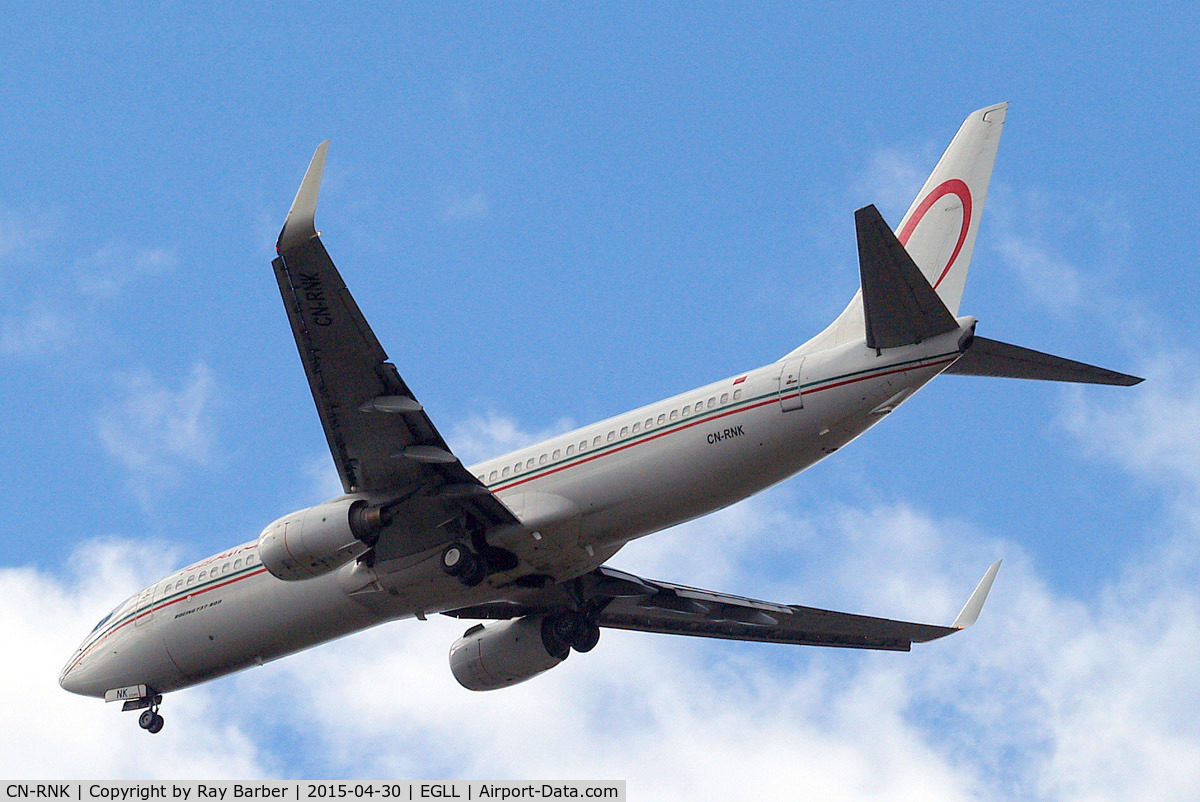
[258,498,385,581]
[449,615,568,691]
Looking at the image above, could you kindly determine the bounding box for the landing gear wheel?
[572,621,601,653]
[440,542,470,577]
[458,552,488,587]
[540,614,574,660]
[138,708,165,734]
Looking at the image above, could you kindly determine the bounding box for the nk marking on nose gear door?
[778,356,805,411]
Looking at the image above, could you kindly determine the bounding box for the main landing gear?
[542,611,601,658]
[123,691,165,734]
[441,541,488,587]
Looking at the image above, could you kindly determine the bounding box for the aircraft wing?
[447,561,1001,651]
[274,143,521,562]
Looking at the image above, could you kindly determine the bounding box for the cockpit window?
[89,594,134,635]
[89,612,114,635]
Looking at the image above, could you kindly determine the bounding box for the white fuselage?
[59,323,969,698]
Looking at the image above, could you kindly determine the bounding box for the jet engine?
[449,615,571,691]
[257,498,385,581]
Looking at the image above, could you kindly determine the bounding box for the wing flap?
[447,563,1001,651]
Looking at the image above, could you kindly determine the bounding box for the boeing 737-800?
[60,103,1140,734]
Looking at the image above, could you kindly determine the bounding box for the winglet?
[952,560,1002,629]
[277,140,330,253]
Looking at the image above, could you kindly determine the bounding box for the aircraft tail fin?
[787,103,1007,358]
[897,102,1006,316]
[945,336,1143,386]
[856,204,958,349]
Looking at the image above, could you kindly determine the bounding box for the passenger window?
[708,397,716,408]
[234,558,243,569]
[552,449,561,460]
[567,445,575,456]
[489,470,498,482]
[607,431,615,442]
[593,436,601,447]
[199,570,207,580]
[502,466,511,478]
[645,418,654,429]
[526,458,535,469]
[620,426,628,437]
[683,405,691,416]
[721,393,729,404]
[187,576,195,586]
[657,413,666,425]
[734,389,742,401]
[632,422,641,433]
[670,410,678,421]
[223,562,230,574]
[539,454,548,465]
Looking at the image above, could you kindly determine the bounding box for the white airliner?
[60,103,1140,734]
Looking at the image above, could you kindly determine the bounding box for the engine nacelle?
[257,498,384,581]
[449,615,568,691]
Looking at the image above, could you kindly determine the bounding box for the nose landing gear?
[122,690,165,734]
[138,707,164,734]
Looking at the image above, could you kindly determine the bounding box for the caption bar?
[3,785,625,802]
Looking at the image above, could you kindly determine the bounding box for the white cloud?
[8,404,1199,797]
[0,540,271,779]
[442,189,490,222]
[852,147,930,222]
[218,489,1199,800]
[73,242,177,299]
[994,232,1084,314]
[0,206,57,262]
[448,411,576,465]
[0,301,75,356]
[97,362,220,501]
[1060,350,1200,496]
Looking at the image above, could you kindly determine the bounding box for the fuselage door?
[778,356,806,411]
[133,584,156,628]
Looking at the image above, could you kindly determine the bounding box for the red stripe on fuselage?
[64,568,270,677]
[492,356,956,493]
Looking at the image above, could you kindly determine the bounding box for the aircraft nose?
[59,660,83,694]
[59,651,100,697]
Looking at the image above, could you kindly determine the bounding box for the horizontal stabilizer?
[945,336,1143,386]
[857,205,959,349]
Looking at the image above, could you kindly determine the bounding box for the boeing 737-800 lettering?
[59,104,1141,733]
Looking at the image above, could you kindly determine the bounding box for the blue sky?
[2,3,1199,797]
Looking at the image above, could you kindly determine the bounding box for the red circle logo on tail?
[896,179,972,290]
